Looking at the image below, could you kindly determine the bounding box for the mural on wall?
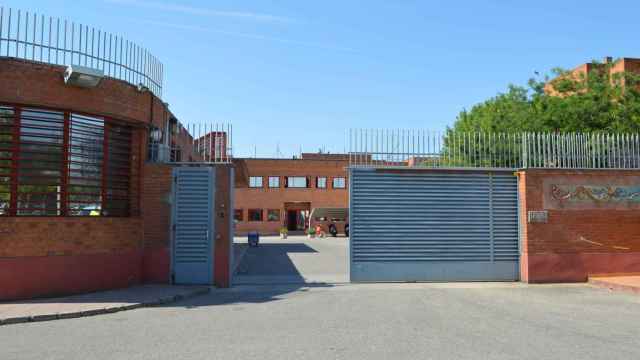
[551,185,640,203]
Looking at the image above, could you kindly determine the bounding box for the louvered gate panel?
[491,175,519,262]
[171,167,214,285]
[349,168,519,282]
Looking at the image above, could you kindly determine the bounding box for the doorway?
[284,202,311,232]
[287,210,298,231]
[170,166,215,285]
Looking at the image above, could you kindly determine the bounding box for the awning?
[310,207,349,220]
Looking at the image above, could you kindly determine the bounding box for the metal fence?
[0,6,163,98]
[149,123,233,164]
[348,129,640,170]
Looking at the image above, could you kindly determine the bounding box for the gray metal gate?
[349,168,519,282]
[171,167,215,285]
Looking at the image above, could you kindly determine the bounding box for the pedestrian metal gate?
[171,167,215,285]
[349,168,519,282]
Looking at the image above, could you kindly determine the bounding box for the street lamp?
[63,65,104,88]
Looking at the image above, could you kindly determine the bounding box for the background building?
[233,153,349,235]
[545,56,640,95]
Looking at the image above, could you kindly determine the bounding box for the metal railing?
[348,129,640,170]
[148,123,233,164]
[0,6,163,98]
[523,132,640,169]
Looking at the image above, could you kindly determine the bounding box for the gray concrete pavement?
[2,282,639,360]
[234,235,349,284]
[0,285,209,325]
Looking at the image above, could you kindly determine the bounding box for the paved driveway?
[234,235,349,284]
[2,283,639,360]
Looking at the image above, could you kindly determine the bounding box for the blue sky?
[5,1,640,157]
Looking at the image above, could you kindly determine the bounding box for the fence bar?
[347,129,640,170]
[0,6,165,98]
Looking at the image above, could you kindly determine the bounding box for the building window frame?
[268,176,280,188]
[0,103,136,217]
[316,177,327,189]
[285,176,309,188]
[234,209,243,222]
[267,209,280,222]
[248,208,263,221]
[332,177,346,189]
[249,176,263,188]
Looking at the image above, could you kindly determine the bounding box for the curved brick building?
[0,9,233,300]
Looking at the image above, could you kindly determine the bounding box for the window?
[0,107,15,216]
[0,104,135,217]
[268,176,280,188]
[267,209,280,222]
[333,177,346,189]
[234,209,243,221]
[285,176,308,188]
[248,209,263,221]
[249,176,263,188]
[67,114,104,216]
[316,177,327,189]
[18,108,65,216]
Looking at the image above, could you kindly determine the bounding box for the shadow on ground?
[235,243,317,280]
[164,283,335,309]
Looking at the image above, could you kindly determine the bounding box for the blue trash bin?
[248,231,260,247]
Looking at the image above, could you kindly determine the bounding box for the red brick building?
[545,56,640,95]
[0,9,234,300]
[233,153,349,235]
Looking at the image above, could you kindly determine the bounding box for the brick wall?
[0,58,168,127]
[0,218,143,300]
[214,165,234,287]
[141,164,173,249]
[0,217,143,257]
[233,158,348,235]
[519,169,640,282]
[141,164,173,282]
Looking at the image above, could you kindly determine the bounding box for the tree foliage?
[450,61,640,134]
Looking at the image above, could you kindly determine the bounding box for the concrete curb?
[0,287,210,326]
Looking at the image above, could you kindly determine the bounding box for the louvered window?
[0,104,135,217]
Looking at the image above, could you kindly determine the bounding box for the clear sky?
[5,0,640,157]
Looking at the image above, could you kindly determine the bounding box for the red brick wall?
[0,250,142,300]
[0,218,143,301]
[214,165,234,287]
[519,169,640,282]
[233,158,348,235]
[0,218,143,257]
[141,164,174,282]
[0,58,168,128]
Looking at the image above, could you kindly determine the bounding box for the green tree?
[450,61,640,134]
[439,60,640,167]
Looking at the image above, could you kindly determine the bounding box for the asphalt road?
[234,235,349,284]
[2,282,639,360]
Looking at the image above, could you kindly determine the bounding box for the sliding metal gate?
[171,167,215,285]
[349,168,519,282]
